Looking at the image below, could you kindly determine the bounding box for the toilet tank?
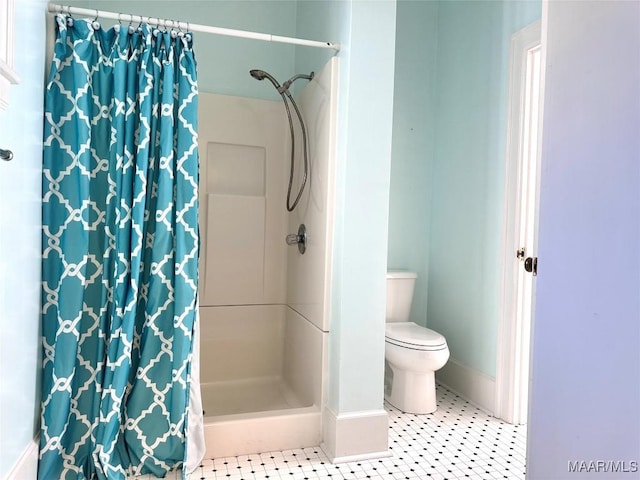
[386,271,417,322]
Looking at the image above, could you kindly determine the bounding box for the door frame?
[495,20,544,425]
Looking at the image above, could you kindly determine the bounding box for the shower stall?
[197,57,338,458]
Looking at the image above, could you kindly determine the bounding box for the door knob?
[524,256,538,276]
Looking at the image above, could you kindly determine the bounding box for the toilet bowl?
[385,271,450,414]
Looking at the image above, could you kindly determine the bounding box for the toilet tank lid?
[387,270,417,279]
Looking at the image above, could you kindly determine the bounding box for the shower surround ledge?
[321,407,390,463]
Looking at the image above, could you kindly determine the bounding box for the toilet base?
[385,368,437,414]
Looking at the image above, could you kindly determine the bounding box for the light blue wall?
[63,0,298,100]
[296,1,397,415]
[527,2,640,477]
[0,0,48,476]
[387,0,439,327]
[388,0,540,378]
[295,0,351,414]
[425,0,540,377]
[427,0,507,378]
[328,0,396,414]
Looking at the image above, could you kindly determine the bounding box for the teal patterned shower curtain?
[39,14,201,479]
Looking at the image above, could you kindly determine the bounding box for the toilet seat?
[385,322,447,351]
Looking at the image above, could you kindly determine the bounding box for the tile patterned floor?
[140,385,527,480]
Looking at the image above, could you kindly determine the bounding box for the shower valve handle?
[286,224,307,254]
[286,234,301,245]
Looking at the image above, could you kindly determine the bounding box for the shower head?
[249,69,267,80]
[250,69,314,95]
[249,69,282,91]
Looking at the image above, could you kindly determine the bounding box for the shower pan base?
[202,377,321,458]
[199,305,324,458]
[201,376,308,417]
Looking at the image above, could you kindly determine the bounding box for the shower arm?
[280,72,314,94]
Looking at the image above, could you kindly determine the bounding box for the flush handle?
[286,223,307,254]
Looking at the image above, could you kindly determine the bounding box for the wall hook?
[0,149,13,161]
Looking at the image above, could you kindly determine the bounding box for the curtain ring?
[91,9,100,30]
[128,14,135,34]
[65,5,74,26]
[169,19,178,39]
[176,20,185,38]
[118,13,123,25]
[150,17,158,37]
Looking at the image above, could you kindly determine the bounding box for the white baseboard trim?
[321,407,390,463]
[328,449,393,464]
[436,358,496,415]
[6,436,39,480]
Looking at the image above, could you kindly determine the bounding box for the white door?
[495,21,543,425]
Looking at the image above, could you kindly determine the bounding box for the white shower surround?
[197,58,337,458]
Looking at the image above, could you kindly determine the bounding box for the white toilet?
[385,271,450,414]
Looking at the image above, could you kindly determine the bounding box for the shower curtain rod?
[47,3,341,51]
